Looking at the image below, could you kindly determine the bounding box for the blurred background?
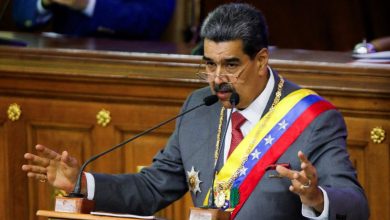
[0,0,389,51]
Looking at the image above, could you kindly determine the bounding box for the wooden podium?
[188,208,230,220]
[37,210,148,220]
[38,209,230,220]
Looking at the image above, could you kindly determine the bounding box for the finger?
[289,178,312,195]
[276,165,296,180]
[298,150,310,163]
[298,151,313,172]
[292,171,310,186]
[289,183,301,194]
[22,164,48,174]
[36,144,61,160]
[277,165,311,195]
[27,172,47,181]
[275,165,304,180]
[291,171,311,193]
[24,153,50,167]
[298,151,316,180]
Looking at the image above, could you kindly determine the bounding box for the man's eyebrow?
[225,57,240,63]
[202,56,240,63]
[202,56,212,61]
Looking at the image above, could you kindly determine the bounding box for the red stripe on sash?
[231,100,335,219]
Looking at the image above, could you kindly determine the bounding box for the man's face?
[203,39,269,109]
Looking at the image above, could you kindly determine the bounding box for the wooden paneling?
[345,117,390,220]
[27,122,93,220]
[121,130,172,173]
[0,44,389,219]
[0,113,8,220]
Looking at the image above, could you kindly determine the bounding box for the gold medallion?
[214,189,226,208]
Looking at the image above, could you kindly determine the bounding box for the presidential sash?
[202,89,336,219]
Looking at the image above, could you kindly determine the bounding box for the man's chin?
[218,98,233,109]
[218,97,246,109]
[216,92,236,108]
[216,91,231,101]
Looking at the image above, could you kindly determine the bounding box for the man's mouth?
[214,83,234,100]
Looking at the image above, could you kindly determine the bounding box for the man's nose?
[215,65,223,76]
[213,65,224,84]
[214,76,224,85]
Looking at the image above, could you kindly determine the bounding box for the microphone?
[68,94,218,197]
[208,92,240,208]
[229,92,240,107]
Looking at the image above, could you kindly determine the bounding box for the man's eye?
[205,62,216,69]
[226,63,239,69]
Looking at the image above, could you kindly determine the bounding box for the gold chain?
[214,107,226,166]
[213,75,285,191]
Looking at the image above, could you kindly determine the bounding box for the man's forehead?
[203,39,246,61]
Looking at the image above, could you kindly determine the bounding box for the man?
[22,3,369,219]
[12,0,175,40]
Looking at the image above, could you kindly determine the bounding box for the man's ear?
[255,48,269,73]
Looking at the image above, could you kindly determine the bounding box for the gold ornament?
[96,109,111,127]
[370,127,386,144]
[7,103,22,121]
[54,189,67,197]
[215,189,226,208]
[137,166,146,173]
[187,166,202,195]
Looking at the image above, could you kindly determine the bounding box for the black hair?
[200,3,269,59]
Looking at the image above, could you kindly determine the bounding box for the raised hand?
[276,151,324,212]
[22,144,81,193]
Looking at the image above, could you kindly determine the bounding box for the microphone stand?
[208,92,240,208]
[190,93,240,220]
[208,103,235,208]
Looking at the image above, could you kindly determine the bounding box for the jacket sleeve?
[305,109,369,220]
[12,0,176,39]
[12,0,52,29]
[90,0,175,39]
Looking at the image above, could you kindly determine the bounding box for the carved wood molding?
[1,46,389,108]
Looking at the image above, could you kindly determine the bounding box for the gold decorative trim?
[7,103,22,121]
[54,189,67,198]
[370,127,386,144]
[136,166,146,173]
[96,109,111,127]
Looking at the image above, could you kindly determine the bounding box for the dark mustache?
[214,83,235,93]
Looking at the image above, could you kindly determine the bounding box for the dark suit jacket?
[12,0,175,40]
[92,71,369,219]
